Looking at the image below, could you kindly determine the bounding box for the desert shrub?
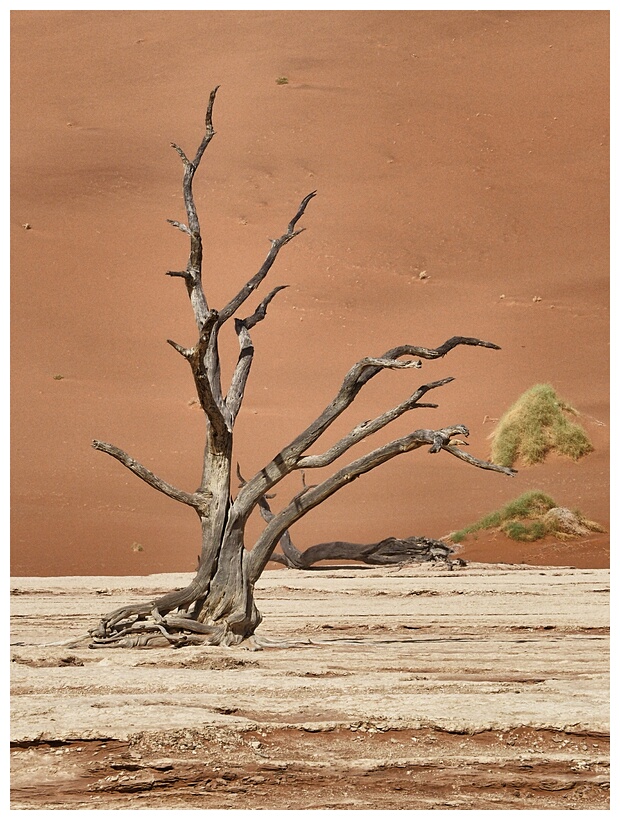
[449,490,557,542]
[449,490,604,544]
[490,384,593,467]
[496,490,556,520]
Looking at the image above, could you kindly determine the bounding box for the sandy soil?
[10,563,609,810]
[10,10,609,577]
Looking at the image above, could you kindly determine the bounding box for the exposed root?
[14,634,93,649]
[249,635,314,649]
[87,603,255,649]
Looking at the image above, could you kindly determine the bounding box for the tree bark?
[87,89,515,649]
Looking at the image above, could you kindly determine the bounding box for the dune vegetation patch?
[449,491,604,544]
[490,384,593,468]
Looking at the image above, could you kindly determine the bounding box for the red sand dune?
[11,10,609,576]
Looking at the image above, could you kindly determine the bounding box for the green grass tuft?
[502,520,547,542]
[449,490,604,544]
[449,490,557,543]
[490,384,593,467]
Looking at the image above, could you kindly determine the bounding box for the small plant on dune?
[449,490,604,544]
[450,490,556,542]
[490,384,593,467]
[275,76,289,85]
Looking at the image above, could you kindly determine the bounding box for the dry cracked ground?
[10,562,609,810]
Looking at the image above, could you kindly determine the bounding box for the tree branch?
[297,377,455,469]
[193,85,219,167]
[231,353,424,518]
[243,284,289,330]
[355,337,501,387]
[91,440,202,509]
[247,426,516,580]
[166,270,192,281]
[225,285,289,421]
[167,219,191,235]
[167,311,231,440]
[168,87,220,329]
[236,464,304,567]
[442,442,517,470]
[206,327,225,420]
[218,192,316,325]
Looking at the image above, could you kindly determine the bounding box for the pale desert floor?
[10,562,609,810]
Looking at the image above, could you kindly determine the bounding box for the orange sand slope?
[11,11,609,575]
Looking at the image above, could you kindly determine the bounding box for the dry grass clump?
[449,490,604,544]
[490,384,593,468]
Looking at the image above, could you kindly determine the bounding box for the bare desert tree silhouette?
[90,88,515,648]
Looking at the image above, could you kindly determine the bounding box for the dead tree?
[89,88,515,649]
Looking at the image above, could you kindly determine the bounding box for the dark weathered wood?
[269,536,455,568]
[88,90,516,648]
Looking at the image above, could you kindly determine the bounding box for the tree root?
[87,604,253,649]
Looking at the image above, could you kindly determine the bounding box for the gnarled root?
[89,592,261,649]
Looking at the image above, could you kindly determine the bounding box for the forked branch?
[226,285,290,421]
[167,310,231,440]
[218,191,316,325]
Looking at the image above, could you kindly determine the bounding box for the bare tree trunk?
[87,89,515,649]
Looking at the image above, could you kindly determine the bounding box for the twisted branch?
[355,337,501,387]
